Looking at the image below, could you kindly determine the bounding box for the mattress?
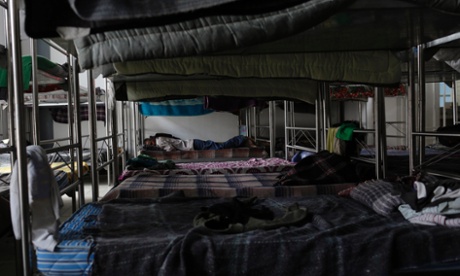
[114,51,402,85]
[102,172,356,201]
[36,203,100,276]
[70,0,355,69]
[0,55,67,91]
[118,77,319,103]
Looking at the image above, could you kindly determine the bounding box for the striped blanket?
[89,196,460,276]
[102,172,355,201]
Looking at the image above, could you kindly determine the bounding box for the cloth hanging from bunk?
[326,128,343,155]
[49,104,106,123]
[139,97,214,116]
[9,145,63,251]
[336,122,358,141]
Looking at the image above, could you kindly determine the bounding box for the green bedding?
[114,51,401,85]
[0,55,67,90]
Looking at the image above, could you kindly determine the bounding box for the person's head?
[144,138,156,146]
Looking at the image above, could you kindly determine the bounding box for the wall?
[143,111,239,142]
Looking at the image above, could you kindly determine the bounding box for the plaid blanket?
[101,173,355,201]
[276,150,359,186]
[49,105,106,123]
[140,147,268,160]
[88,196,460,276]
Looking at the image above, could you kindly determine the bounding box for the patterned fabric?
[350,179,405,216]
[36,203,99,276]
[86,195,460,276]
[49,105,106,123]
[118,158,294,181]
[102,173,355,201]
[330,83,406,100]
[140,147,267,160]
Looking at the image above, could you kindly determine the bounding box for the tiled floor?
[60,174,112,222]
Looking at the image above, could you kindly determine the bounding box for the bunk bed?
[0,52,90,211]
[10,0,460,275]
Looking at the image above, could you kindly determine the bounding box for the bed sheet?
[42,195,460,276]
[103,172,355,201]
[119,157,294,181]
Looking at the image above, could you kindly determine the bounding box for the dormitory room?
[2,1,460,275]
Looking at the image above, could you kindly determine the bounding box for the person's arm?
[156,137,193,151]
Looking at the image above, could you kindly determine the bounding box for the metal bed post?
[452,74,458,125]
[408,47,417,174]
[130,101,137,159]
[30,39,40,145]
[7,0,32,274]
[64,49,77,211]
[268,101,275,157]
[283,101,290,160]
[376,87,387,179]
[87,70,99,201]
[104,85,112,186]
[110,86,120,185]
[70,55,85,207]
[321,82,330,152]
[417,44,426,167]
[118,100,127,170]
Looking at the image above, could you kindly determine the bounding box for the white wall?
[143,112,239,142]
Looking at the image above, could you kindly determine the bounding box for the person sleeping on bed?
[144,134,257,151]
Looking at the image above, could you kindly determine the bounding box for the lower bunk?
[37,190,460,276]
[118,157,295,181]
[103,172,355,201]
[140,146,268,161]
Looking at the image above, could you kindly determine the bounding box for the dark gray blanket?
[87,196,460,276]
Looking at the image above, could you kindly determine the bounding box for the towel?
[10,145,63,251]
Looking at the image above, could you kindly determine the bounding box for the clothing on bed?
[275,150,362,186]
[150,135,252,151]
[9,146,62,251]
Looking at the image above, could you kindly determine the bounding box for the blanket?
[101,172,356,201]
[118,157,294,181]
[87,196,460,276]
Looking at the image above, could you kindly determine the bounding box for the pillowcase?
[349,179,405,216]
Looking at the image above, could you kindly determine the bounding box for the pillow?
[350,179,405,216]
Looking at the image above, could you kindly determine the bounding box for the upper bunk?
[20,0,460,177]
[21,0,460,100]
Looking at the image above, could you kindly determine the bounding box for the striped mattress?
[36,203,100,275]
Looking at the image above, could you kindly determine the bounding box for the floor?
[61,174,112,221]
[0,173,112,276]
